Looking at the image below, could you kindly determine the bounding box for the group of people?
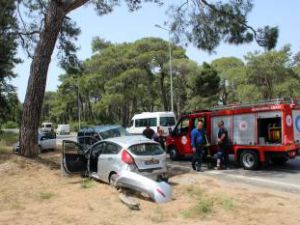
[142,125,165,150]
[191,120,229,171]
[142,120,230,172]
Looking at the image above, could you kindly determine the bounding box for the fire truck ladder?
[210,98,297,111]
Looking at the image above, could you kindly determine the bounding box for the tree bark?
[160,72,169,111]
[19,1,65,157]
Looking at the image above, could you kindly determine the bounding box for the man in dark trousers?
[153,126,165,150]
[217,120,229,169]
[142,125,155,139]
[191,120,206,172]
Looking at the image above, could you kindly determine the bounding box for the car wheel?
[240,150,259,170]
[271,157,288,165]
[109,173,118,187]
[169,147,178,161]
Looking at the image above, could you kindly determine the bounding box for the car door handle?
[108,157,113,160]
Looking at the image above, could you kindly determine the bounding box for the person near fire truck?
[191,120,206,172]
[153,126,165,150]
[217,120,229,169]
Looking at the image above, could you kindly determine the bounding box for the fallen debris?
[119,191,140,210]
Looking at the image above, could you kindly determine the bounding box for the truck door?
[171,116,191,156]
[62,140,87,174]
[292,110,300,143]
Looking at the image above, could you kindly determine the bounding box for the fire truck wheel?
[169,147,179,161]
[240,150,259,170]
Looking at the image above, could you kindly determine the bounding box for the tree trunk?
[160,72,168,111]
[20,2,65,157]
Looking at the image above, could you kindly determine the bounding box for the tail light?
[121,150,134,164]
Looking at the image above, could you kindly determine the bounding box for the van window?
[135,118,157,127]
[160,117,175,126]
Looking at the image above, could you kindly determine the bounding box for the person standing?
[217,120,229,169]
[142,125,155,139]
[191,121,206,172]
[153,126,165,150]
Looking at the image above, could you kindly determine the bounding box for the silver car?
[62,136,168,183]
[13,133,56,153]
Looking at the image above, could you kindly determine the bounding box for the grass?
[182,186,235,219]
[149,206,165,223]
[80,178,96,189]
[0,131,18,146]
[39,191,55,200]
[220,196,235,211]
[186,186,205,198]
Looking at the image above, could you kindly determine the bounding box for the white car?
[13,133,56,153]
[62,136,168,183]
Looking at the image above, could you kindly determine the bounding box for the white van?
[41,122,53,133]
[56,124,70,135]
[127,112,176,136]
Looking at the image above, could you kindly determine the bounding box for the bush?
[0,131,19,145]
[3,121,18,129]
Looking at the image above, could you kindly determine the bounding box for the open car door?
[62,140,87,175]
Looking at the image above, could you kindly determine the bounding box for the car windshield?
[128,143,164,156]
[99,127,129,139]
[160,117,175,126]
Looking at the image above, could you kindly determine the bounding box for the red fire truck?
[166,99,300,170]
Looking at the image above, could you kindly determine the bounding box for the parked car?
[62,136,168,183]
[13,133,56,153]
[126,112,176,136]
[56,124,70,135]
[77,125,129,147]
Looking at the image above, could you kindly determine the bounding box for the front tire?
[240,150,259,170]
[169,147,179,161]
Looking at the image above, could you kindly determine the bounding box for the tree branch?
[197,0,258,37]
[63,0,91,13]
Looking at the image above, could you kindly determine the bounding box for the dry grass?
[1,151,300,225]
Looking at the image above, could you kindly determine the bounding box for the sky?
[13,0,300,102]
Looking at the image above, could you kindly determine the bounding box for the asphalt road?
[167,156,300,194]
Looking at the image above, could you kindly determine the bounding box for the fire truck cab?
[166,99,300,170]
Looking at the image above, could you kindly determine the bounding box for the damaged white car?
[62,136,171,203]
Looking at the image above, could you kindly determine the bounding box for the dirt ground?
[1,151,300,225]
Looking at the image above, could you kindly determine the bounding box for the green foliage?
[185,62,220,110]
[80,179,96,189]
[2,121,18,129]
[39,191,55,200]
[0,131,19,146]
[169,0,278,52]
[245,45,299,100]
[0,1,20,126]
[47,37,205,126]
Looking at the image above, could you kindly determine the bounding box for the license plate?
[145,159,159,165]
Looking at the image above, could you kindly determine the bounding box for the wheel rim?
[170,149,177,158]
[242,153,255,168]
